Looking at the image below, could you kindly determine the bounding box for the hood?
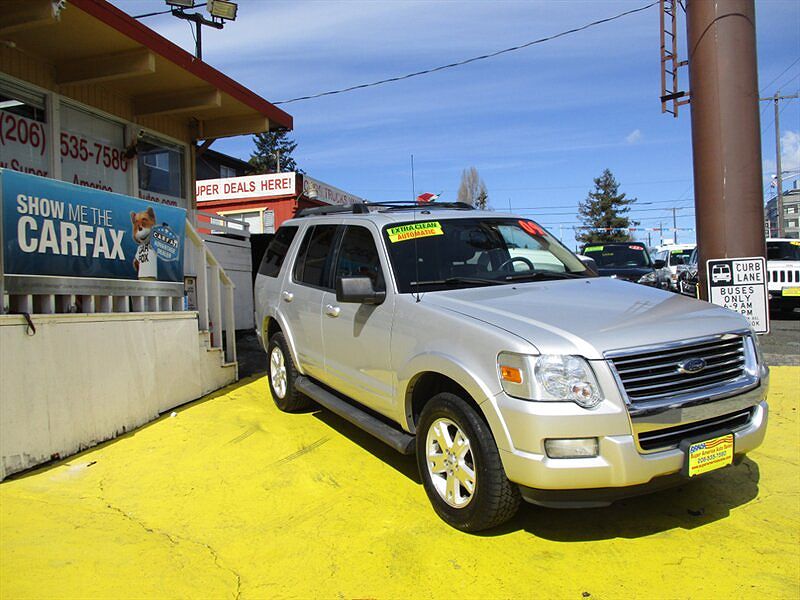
[596,266,653,281]
[422,277,750,359]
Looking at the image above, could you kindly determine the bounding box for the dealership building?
[0,0,293,479]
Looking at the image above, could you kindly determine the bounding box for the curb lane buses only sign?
[706,256,769,334]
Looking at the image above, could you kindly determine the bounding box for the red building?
[195,172,364,234]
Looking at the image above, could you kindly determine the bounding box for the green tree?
[576,169,638,244]
[249,130,302,174]
[457,166,489,209]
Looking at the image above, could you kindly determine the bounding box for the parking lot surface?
[1,368,798,599]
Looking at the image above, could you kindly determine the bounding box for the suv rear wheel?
[267,332,311,412]
[416,392,520,531]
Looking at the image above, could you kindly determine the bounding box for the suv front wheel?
[416,392,521,531]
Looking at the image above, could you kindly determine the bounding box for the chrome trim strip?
[604,329,749,359]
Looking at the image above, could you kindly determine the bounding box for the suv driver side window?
[334,225,385,291]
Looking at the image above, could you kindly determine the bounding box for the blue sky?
[114,0,799,247]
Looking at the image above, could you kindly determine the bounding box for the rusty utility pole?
[686,0,766,300]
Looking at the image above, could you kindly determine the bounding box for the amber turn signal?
[500,365,523,384]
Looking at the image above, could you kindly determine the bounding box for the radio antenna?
[412,154,421,302]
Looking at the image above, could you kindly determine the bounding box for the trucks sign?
[706,257,769,334]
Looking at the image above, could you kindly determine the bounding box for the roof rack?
[295,201,474,218]
[295,204,369,218]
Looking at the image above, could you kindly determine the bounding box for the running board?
[295,377,416,455]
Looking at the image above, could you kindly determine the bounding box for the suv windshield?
[382,217,590,293]
[767,240,800,261]
[582,244,651,268]
[668,248,694,266]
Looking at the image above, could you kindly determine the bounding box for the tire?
[267,332,311,412]
[416,392,521,532]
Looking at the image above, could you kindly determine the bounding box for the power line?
[274,1,659,105]
[760,57,800,94]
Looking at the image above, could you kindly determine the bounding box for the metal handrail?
[185,218,237,365]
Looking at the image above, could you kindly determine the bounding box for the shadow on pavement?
[311,407,420,484]
[495,457,760,541]
[307,397,760,540]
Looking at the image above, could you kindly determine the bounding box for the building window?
[59,103,130,194]
[137,135,186,208]
[0,79,49,177]
[220,164,236,178]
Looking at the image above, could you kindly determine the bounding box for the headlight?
[498,353,603,408]
[637,271,656,284]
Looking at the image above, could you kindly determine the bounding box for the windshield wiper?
[503,271,586,281]
[409,276,505,287]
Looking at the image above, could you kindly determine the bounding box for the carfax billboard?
[1,169,185,282]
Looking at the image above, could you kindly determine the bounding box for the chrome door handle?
[325,304,341,317]
[282,291,294,303]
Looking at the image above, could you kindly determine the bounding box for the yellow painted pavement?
[1,367,798,599]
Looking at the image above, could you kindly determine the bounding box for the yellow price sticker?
[387,221,444,243]
[584,246,603,252]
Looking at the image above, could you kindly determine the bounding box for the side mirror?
[653,259,666,269]
[578,255,598,272]
[336,277,386,305]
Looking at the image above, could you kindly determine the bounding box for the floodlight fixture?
[165,0,195,8]
[207,0,237,20]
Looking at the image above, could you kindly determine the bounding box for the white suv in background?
[654,244,696,291]
[766,238,800,313]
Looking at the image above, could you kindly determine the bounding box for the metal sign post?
[706,257,769,334]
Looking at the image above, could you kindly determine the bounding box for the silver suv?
[254,203,769,531]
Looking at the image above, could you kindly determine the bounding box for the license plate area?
[681,431,735,477]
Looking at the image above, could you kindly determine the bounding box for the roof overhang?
[0,0,292,139]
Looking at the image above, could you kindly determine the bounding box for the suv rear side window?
[335,226,385,291]
[293,225,339,289]
[258,226,298,277]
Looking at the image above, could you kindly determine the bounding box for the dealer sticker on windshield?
[387,221,444,243]
[585,245,603,252]
[685,433,734,477]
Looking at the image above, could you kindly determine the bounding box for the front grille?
[637,409,753,451]
[608,336,747,404]
[770,269,800,283]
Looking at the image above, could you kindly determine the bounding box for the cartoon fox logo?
[131,206,157,280]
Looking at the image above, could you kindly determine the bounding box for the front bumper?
[486,376,768,507]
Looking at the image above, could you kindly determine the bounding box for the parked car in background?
[654,244,696,291]
[766,238,800,313]
[580,242,670,289]
[677,247,700,297]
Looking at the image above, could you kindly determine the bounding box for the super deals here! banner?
[1,169,185,282]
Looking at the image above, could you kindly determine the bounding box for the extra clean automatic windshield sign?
[1,169,185,282]
[706,256,769,334]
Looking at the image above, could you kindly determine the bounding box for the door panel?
[321,225,395,413]
[280,224,339,379]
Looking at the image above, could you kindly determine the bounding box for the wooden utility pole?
[686,0,765,299]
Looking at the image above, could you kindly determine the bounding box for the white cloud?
[763,130,800,184]
[625,129,643,144]
[781,130,800,173]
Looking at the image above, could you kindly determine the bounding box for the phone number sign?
[706,257,769,334]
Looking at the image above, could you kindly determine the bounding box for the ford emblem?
[678,357,707,374]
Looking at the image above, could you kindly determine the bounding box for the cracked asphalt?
[1,368,798,599]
